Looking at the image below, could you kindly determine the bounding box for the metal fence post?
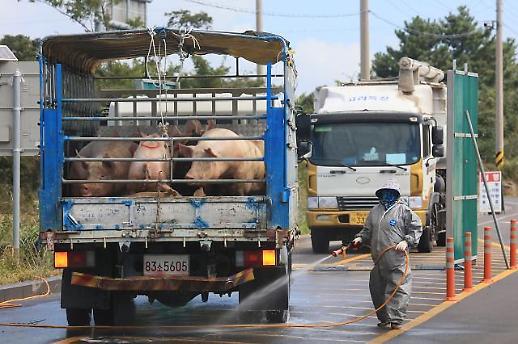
[483,226,492,282]
[464,231,473,291]
[12,69,22,259]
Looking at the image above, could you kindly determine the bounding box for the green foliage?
[372,6,518,164]
[295,93,314,114]
[0,35,39,61]
[0,212,56,285]
[166,10,212,29]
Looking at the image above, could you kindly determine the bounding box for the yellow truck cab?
[297,57,447,253]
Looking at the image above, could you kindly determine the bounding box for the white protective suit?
[355,200,422,325]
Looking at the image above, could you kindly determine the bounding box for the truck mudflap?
[70,268,255,292]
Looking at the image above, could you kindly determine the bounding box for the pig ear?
[177,143,194,157]
[75,149,82,158]
[168,125,183,137]
[137,128,146,137]
[185,120,202,136]
[204,147,218,158]
[206,119,216,131]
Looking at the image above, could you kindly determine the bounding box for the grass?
[0,188,57,286]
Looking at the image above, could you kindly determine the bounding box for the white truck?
[297,57,447,253]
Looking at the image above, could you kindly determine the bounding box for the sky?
[2,0,517,94]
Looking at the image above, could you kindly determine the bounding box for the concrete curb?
[0,276,61,303]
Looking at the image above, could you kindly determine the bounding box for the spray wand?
[331,241,361,257]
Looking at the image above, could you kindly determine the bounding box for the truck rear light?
[244,251,262,267]
[262,250,276,266]
[54,252,68,268]
[54,251,95,269]
[236,250,277,267]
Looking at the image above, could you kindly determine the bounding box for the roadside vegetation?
[0,161,56,285]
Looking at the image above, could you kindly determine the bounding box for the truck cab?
[297,57,446,253]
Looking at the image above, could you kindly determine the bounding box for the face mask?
[379,190,399,209]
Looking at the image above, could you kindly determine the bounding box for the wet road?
[1,198,518,343]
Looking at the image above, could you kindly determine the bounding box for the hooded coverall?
[355,201,423,325]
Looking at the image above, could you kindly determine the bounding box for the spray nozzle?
[331,246,347,257]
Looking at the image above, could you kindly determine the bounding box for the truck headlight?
[318,197,338,209]
[307,197,318,209]
[407,196,423,209]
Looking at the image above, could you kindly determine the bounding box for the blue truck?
[38,29,298,325]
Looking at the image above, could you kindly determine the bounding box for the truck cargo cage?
[39,29,298,242]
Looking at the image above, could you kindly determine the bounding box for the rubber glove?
[395,240,408,252]
[352,237,362,248]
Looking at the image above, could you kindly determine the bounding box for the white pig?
[177,128,265,196]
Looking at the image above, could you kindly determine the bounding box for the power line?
[183,0,360,18]
[370,10,479,39]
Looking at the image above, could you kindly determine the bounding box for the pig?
[168,119,217,196]
[176,128,265,196]
[127,132,180,195]
[69,141,138,197]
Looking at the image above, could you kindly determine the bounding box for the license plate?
[143,255,189,276]
[351,212,369,225]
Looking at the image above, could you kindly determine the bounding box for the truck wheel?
[266,310,288,323]
[436,231,446,246]
[311,230,329,254]
[66,308,91,326]
[239,265,290,324]
[418,227,433,253]
[93,293,136,326]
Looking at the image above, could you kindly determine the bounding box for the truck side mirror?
[297,141,312,160]
[432,126,444,145]
[296,114,312,142]
[432,144,444,157]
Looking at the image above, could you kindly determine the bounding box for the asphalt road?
[1,198,517,343]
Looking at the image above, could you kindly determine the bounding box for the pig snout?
[79,184,92,197]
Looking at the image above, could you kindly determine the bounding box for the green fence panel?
[446,70,479,262]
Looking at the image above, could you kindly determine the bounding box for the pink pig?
[69,141,137,197]
[127,132,179,195]
[177,128,265,196]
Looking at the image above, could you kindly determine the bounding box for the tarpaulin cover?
[41,28,288,74]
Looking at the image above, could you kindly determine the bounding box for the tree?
[372,6,518,162]
[31,0,143,32]
[295,93,314,114]
[166,10,212,29]
[0,35,38,61]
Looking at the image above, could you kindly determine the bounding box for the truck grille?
[336,197,379,210]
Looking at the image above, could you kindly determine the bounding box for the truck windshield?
[310,122,420,167]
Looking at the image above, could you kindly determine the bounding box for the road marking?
[370,268,518,344]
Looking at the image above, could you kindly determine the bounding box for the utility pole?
[256,0,265,76]
[496,0,504,168]
[360,0,370,80]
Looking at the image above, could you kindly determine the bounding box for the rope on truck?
[0,246,409,331]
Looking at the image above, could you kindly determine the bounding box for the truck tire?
[66,308,91,326]
[418,227,433,253]
[93,293,136,326]
[266,309,289,323]
[436,231,446,246]
[239,265,290,324]
[311,230,329,254]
